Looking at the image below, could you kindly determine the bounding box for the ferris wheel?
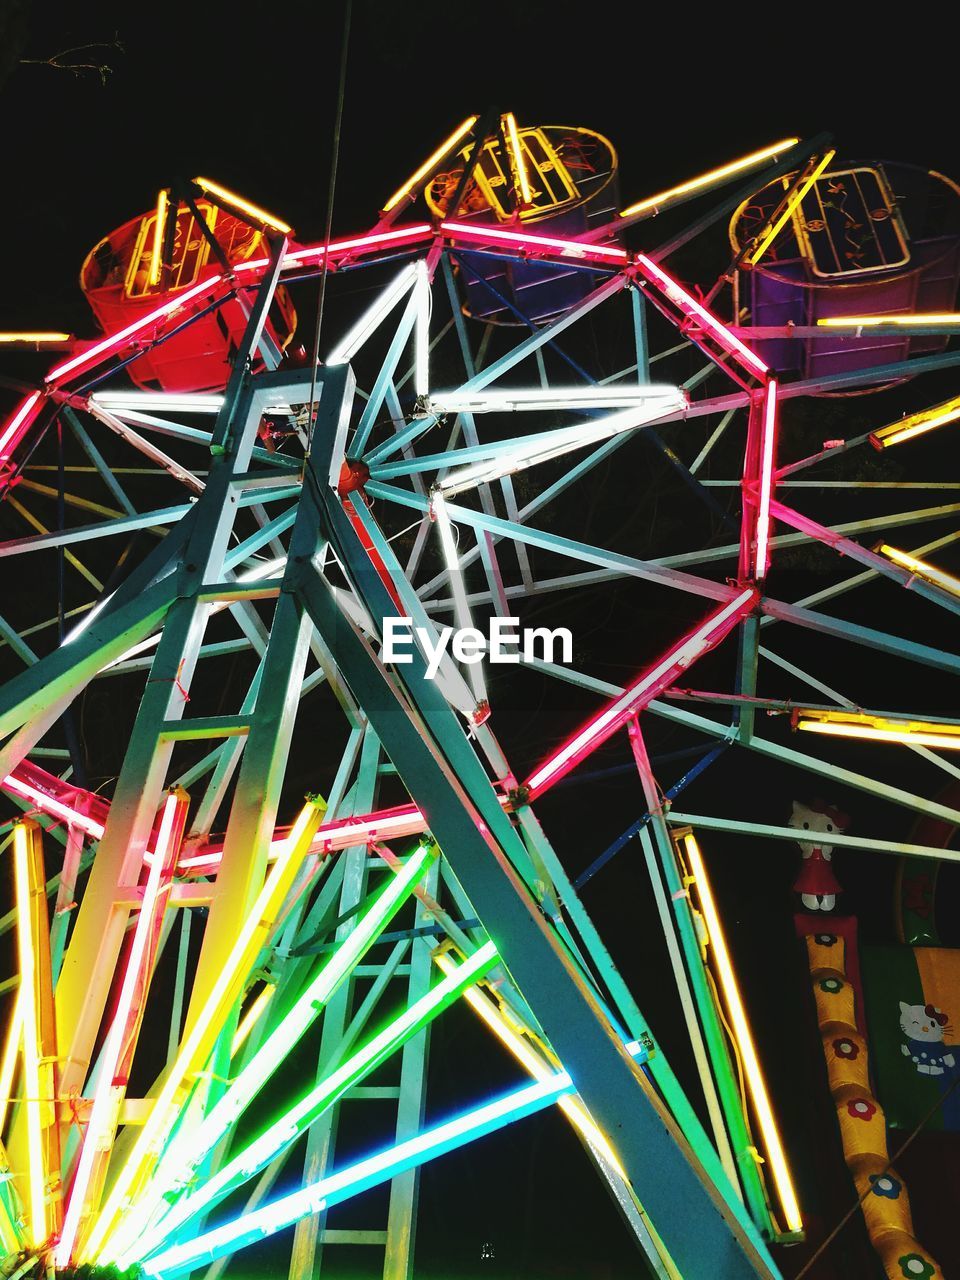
[0,113,958,1280]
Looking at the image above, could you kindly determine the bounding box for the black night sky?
[1,3,959,1278]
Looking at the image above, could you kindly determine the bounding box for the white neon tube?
[327,263,418,365]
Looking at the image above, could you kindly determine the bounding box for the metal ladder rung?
[352,963,412,977]
[159,715,252,740]
[320,1230,389,1246]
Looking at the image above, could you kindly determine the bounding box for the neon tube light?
[620,139,801,218]
[46,274,224,385]
[682,834,802,1233]
[175,802,430,873]
[230,986,274,1058]
[141,1075,557,1277]
[118,940,498,1267]
[634,255,768,377]
[140,1016,650,1279]
[876,543,960,598]
[56,792,184,1267]
[3,773,106,840]
[414,259,430,398]
[327,263,418,365]
[526,588,756,794]
[382,117,479,212]
[0,391,43,456]
[432,494,487,704]
[90,391,224,414]
[754,380,779,577]
[433,952,626,1175]
[746,150,836,266]
[794,708,960,750]
[129,845,436,1241]
[13,822,47,1247]
[818,313,960,328]
[869,394,960,449]
[192,177,292,235]
[0,986,22,1136]
[233,224,436,275]
[435,395,688,498]
[441,220,628,263]
[503,113,533,204]
[0,333,71,344]
[428,384,683,414]
[148,189,169,287]
[83,799,325,1263]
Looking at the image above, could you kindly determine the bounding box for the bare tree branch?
[21,35,124,86]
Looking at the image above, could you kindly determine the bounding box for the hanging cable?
[305,0,353,463]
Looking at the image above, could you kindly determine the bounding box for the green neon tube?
[142,1034,651,1277]
[112,842,437,1257]
[116,939,499,1268]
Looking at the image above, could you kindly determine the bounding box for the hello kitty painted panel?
[862,945,960,1133]
[899,1001,956,1077]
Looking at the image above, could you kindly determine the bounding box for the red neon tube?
[46,274,225,386]
[234,224,436,275]
[524,587,757,797]
[633,254,768,380]
[0,392,44,459]
[441,220,628,266]
[754,379,779,577]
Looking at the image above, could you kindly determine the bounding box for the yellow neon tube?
[683,834,802,1233]
[620,138,800,218]
[870,394,960,449]
[0,332,71,344]
[818,313,960,328]
[434,952,625,1175]
[503,112,533,205]
[192,177,292,235]
[0,1149,21,1255]
[382,115,479,212]
[0,987,22,1136]
[433,951,682,1280]
[747,150,836,266]
[13,823,46,1247]
[148,189,169,287]
[231,985,275,1057]
[795,708,960,751]
[84,798,325,1262]
[876,542,960,598]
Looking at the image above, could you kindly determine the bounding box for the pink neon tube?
[175,802,430,872]
[525,587,757,796]
[0,392,44,458]
[754,379,779,576]
[3,771,106,840]
[1,762,430,871]
[634,255,768,379]
[46,274,224,385]
[55,792,183,1266]
[234,224,436,275]
[441,220,629,265]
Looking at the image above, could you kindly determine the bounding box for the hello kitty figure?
[899,1001,956,1076]
[789,799,849,912]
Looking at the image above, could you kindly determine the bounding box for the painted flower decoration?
[819,977,844,994]
[815,934,837,946]
[833,1038,859,1060]
[869,1173,902,1199]
[847,1098,876,1121]
[898,1254,935,1279]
